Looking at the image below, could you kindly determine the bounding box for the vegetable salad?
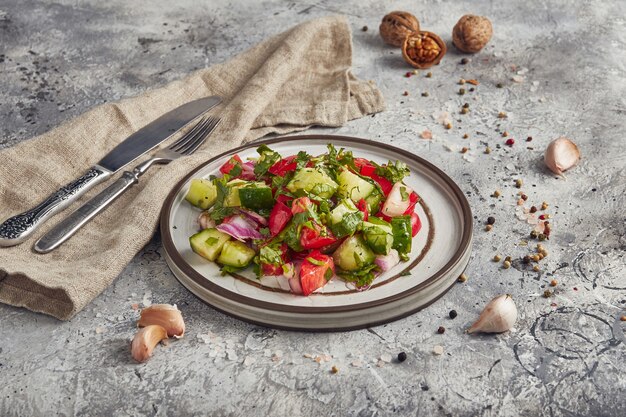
[186,144,421,295]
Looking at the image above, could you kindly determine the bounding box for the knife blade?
[0,96,221,247]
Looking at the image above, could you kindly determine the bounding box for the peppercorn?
[331,365,339,374]
[362,25,368,32]
[538,233,547,241]
[515,179,523,188]
[469,87,475,92]
[403,91,409,96]
[463,133,469,139]
[503,260,511,269]
[463,103,470,108]
[521,194,528,201]
[530,206,537,213]
[505,138,515,146]
[412,70,419,75]
[485,224,493,231]
[544,224,551,238]
[459,78,466,85]
[541,202,549,210]
[459,88,466,95]
[493,254,502,262]
[421,92,429,97]
[502,131,509,137]
[543,290,552,298]
[460,58,469,65]
[550,279,558,287]
[449,310,458,319]
[498,112,507,118]
[458,273,468,282]
[539,214,546,220]
[530,230,538,239]
[621,316,626,322]
[532,254,541,262]
[437,326,445,334]
[461,107,469,114]
[492,190,501,198]
[487,216,496,225]
[405,72,412,78]
[445,122,452,129]
[505,256,512,263]
[426,72,432,78]
[537,253,544,260]
[461,147,469,153]
[496,83,504,88]
[397,352,408,362]
[485,147,491,154]
[533,265,540,272]
[526,136,533,142]
[523,255,531,264]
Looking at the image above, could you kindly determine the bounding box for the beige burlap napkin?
[0,16,385,320]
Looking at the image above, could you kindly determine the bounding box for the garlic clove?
[468,294,518,334]
[544,137,580,176]
[138,304,185,338]
[131,324,168,362]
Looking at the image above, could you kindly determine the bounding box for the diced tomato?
[353,158,371,171]
[356,198,369,221]
[269,201,292,236]
[358,163,393,196]
[219,154,243,175]
[300,223,337,250]
[403,192,420,215]
[300,251,334,296]
[291,197,312,214]
[410,212,422,237]
[260,243,289,276]
[275,190,293,206]
[268,155,297,176]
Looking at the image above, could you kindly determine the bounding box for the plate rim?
[160,135,473,314]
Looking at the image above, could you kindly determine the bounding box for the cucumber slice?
[238,186,274,210]
[362,219,393,255]
[189,228,231,261]
[217,241,256,268]
[286,167,338,198]
[329,199,363,238]
[332,234,375,272]
[364,187,383,215]
[185,179,217,210]
[223,180,267,207]
[337,169,375,202]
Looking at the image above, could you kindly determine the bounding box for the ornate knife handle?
[0,166,110,247]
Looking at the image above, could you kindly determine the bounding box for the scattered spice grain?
[550,279,558,287]
[449,310,458,319]
[503,260,511,269]
[397,352,408,362]
[437,326,445,334]
[493,254,502,262]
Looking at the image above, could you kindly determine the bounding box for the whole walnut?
[452,14,493,53]
[379,11,420,47]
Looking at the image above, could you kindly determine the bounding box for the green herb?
[259,244,283,265]
[295,151,310,170]
[205,237,218,246]
[221,265,244,275]
[399,186,409,202]
[254,145,281,177]
[306,257,326,266]
[375,160,410,183]
[259,227,270,237]
[229,163,242,177]
[337,264,378,287]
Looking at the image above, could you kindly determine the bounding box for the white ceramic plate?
[161,135,472,330]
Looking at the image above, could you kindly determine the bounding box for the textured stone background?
[1,1,625,416]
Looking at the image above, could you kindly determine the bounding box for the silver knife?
[0,96,221,247]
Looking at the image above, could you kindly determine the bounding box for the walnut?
[452,15,493,53]
[401,31,446,69]
[379,11,420,47]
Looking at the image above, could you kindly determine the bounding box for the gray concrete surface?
[1,1,625,416]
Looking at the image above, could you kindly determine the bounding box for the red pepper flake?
[539,214,546,220]
[573,287,578,291]
[550,302,558,307]
[405,71,413,78]
[505,138,515,146]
